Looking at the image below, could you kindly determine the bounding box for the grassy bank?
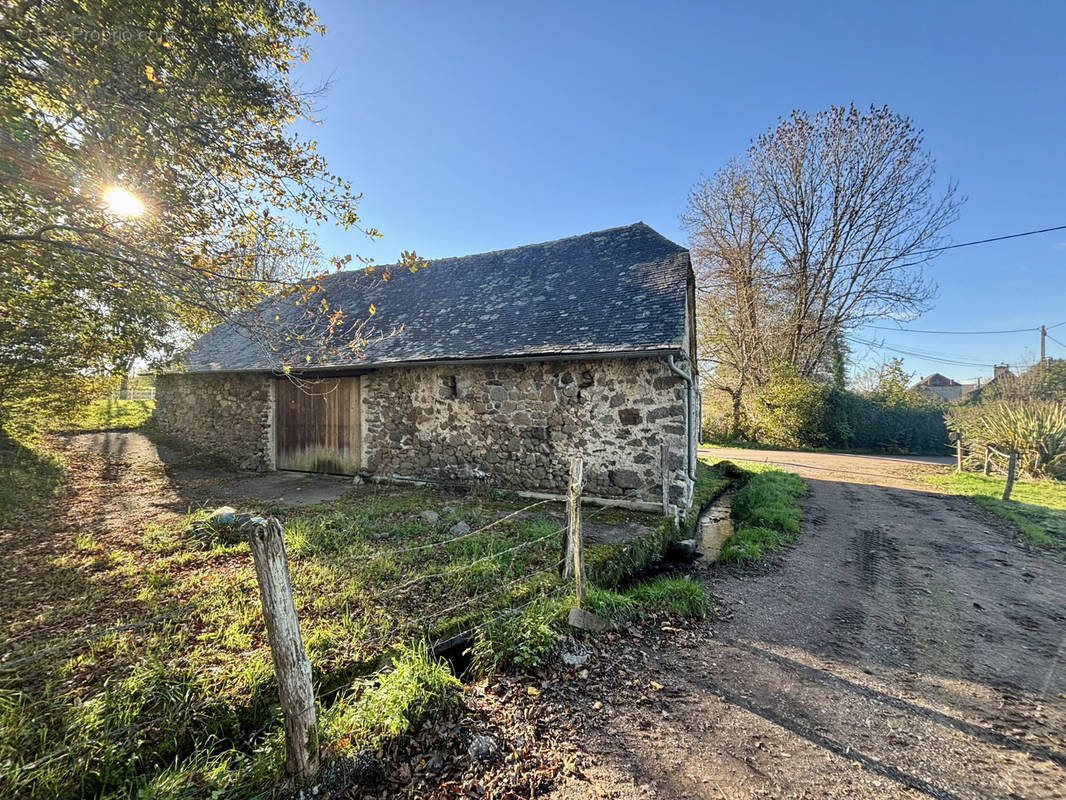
[0,487,573,797]
[0,396,152,525]
[0,432,65,527]
[716,461,806,563]
[0,472,708,799]
[919,471,1066,553]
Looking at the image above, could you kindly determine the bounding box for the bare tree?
[684,105,961,436]
[682,160,777,437]
[752,105,960,377]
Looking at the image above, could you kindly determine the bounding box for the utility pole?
[1041,324,1047,362]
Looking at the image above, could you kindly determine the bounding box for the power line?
[869,318,1066,336]
[846,336,1017,369]
[848,224,1066,269]
[756,224,1066,281]
[1046,332,1066,350]
[868,324,1038,336]
[851,337,993,365]
[905,224,1066,257]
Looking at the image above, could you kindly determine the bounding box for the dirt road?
[566,448,1066,800]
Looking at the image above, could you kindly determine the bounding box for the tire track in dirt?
[565,449,1066,800]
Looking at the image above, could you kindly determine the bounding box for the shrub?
[948,400,1066,479]
[709,364,948,454]
[749,366,830,448]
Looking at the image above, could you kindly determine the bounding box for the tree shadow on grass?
[0,429,64,527]
[0,429,178,657]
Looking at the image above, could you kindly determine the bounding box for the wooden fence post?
[956,438,964,472]
[247,518,319,784]
[983,445,991,476]
[566,456,585,607]
[1002,451,1018,502]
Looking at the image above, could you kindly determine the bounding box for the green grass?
[67,398,155,431]
[325,642,461,749]
[473,553,715,674]
[1,477,703,799]
[919,470,1066,552]
[585,575,710,622]
[717,465,806,563]
[0,486,579,798]
[0,431,65,526]
[585,461,732,589]
[620,575,711,617]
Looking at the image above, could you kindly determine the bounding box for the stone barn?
[154,222,700,513]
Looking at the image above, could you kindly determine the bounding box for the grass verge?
[2,474,708,799]
[919,471,1066,552]
[0,487,573,798]
[718,464,806,563]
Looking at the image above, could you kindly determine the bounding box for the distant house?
[912,373,969,401]
[913,364,1013,402]
[153,223,700,512]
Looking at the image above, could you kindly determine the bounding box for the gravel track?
[563,448,1066,800]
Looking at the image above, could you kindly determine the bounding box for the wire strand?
[0,499,559,671]
[869,324,1039,335]
[845,336,1008,369]
[819,224,1066,273]
[387,527,564,596]
[1045,332,1066,350]
[362,498,556,561]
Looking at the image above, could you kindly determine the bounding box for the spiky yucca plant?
[973,401,1066,479]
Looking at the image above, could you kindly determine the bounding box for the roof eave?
[167,345,686,377]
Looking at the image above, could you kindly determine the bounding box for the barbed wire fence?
[0,454,664,788]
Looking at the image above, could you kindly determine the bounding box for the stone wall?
[361,357,690,507]
[153,356,693,508]
[153,373,274,471]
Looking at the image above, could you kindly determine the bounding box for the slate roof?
[181,222,691,372]
[915,373,962,387]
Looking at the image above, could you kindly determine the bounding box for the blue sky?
[292,1,1066,383]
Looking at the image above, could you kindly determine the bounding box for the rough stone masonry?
[153,372,275,472]
[153,355,691,508]
[362,357,689,505]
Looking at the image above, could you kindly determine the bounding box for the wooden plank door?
[275,377,361,474]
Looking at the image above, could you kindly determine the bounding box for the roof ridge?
[341,222,684,277]
[429,222,647,262]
